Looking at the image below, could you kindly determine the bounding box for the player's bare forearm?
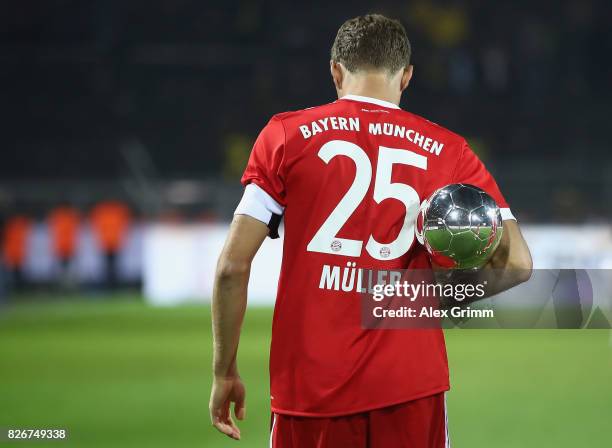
[211,258,249,378]
[436,220,532,302]
[211,215,268,375]
[209,215,268,440]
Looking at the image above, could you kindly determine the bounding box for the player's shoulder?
[397,108,467,147]
[264,101,352,141]
[269,101,342,123]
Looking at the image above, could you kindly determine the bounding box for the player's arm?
[209,214,268,440]
[209,116,285,439]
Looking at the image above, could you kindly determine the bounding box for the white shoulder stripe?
[500,208,516,221]
[234,183,284,225]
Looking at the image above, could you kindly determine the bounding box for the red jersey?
[240,94,511,417]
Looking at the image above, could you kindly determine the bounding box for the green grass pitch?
[0,297,610,447]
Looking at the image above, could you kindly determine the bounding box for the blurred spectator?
[448,48,476,94]
[2,215,32,289]
[408,1,469,48]
[223,133,252,179]
[47,205,80,288]
[481,45,509,93]
[90,201,132,289]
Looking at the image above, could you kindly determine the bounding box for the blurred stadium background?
[0,1,611,447]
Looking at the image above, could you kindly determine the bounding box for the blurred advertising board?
[142,224,612,306]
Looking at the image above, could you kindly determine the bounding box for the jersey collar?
[339,94,400,109]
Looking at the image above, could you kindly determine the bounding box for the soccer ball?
[416,184,503,269]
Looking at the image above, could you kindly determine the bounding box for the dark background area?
[1,0,611,221]
[0,7,611,447]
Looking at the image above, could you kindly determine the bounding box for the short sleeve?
[452,140,515,220]
[241,117,287,207]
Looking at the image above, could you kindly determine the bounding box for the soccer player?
[210,14,532,447]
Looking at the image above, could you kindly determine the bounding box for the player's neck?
[339,73,401,106]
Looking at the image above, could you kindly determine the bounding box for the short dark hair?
[331,14,411,73]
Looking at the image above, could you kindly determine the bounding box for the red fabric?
[271,393,448,448]
[452,140,508,205]
[48,206,80,259]
[90,201,131,252]
[242,97,508,416]
[2,216,32,268]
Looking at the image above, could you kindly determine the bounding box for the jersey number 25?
[307,140,427,260]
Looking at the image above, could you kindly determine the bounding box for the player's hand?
[209,375,246,440]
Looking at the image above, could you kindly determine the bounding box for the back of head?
[331,14,411,74]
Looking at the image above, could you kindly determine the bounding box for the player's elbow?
[502,220,533,284]
[509,245,533,284]
[216,259,251,283]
